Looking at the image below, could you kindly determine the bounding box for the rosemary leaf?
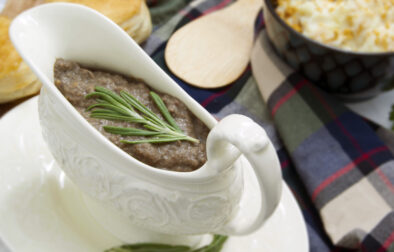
[121,136,188,144]
[85,86,199,144]
[142,114,173,131]
[89,108,116,114]
[88,103,130,116]
[86,103,114,111]
[104,126,161,136]
[95,86,133,110]
[143,124,164,132]
[86,92,127,110]
[193,235,228,252]
[150,91,182,132]
[90,113,142,123]
[120,91,169,129]
[120,91,157,118]
[104,235,228,252]
[105,243,191,252]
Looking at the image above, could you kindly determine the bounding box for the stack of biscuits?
[0,0,152,103]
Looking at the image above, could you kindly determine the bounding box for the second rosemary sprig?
[85,86,199,144]
[104,234,228,252]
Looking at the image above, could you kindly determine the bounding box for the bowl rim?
[263,0,394,57]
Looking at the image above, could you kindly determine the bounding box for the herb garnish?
[104,234,228,252]
[86,86,199,144]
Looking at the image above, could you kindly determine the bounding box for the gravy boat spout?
[10,3,282,240]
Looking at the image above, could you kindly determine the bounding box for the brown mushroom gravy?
[54,59,209,172]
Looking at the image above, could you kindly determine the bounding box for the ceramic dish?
[263,0,394,100]
[0,97,309,252]
[10,2,282,242]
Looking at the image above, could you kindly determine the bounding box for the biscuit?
[46,0,152,43]
[0,16,41,103]
[0,0,152,103]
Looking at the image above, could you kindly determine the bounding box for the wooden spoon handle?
[220,0,262,28]
[237,0,262,11]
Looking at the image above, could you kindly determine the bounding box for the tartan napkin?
[144,0,394,251]
[255,31,394,251]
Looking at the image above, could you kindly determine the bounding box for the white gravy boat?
[10,3,282,242]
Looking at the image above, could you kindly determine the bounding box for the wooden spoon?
[165,0,262,89]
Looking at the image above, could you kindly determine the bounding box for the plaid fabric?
[268,73,394,251]
[143,0,394,251]
[147,0,194,26]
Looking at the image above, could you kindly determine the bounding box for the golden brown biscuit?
[0,0,152,104]
[45,0,152,43]
[0,16,41,103]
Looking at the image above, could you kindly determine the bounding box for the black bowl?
[263,0,394,100]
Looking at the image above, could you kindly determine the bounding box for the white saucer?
[0,97,309,252]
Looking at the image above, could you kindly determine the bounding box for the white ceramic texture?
[10,3,282,237]
[0,97,308,252]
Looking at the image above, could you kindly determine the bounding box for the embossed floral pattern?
[38,89,242,235]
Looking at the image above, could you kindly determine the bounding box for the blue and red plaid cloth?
[145,0,394,251]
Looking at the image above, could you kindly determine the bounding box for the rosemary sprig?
[86,86,199,144]
[104,235,228,252]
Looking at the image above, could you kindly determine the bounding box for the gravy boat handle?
[206,114,282,235]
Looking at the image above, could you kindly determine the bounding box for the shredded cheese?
[276,0,394,52]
